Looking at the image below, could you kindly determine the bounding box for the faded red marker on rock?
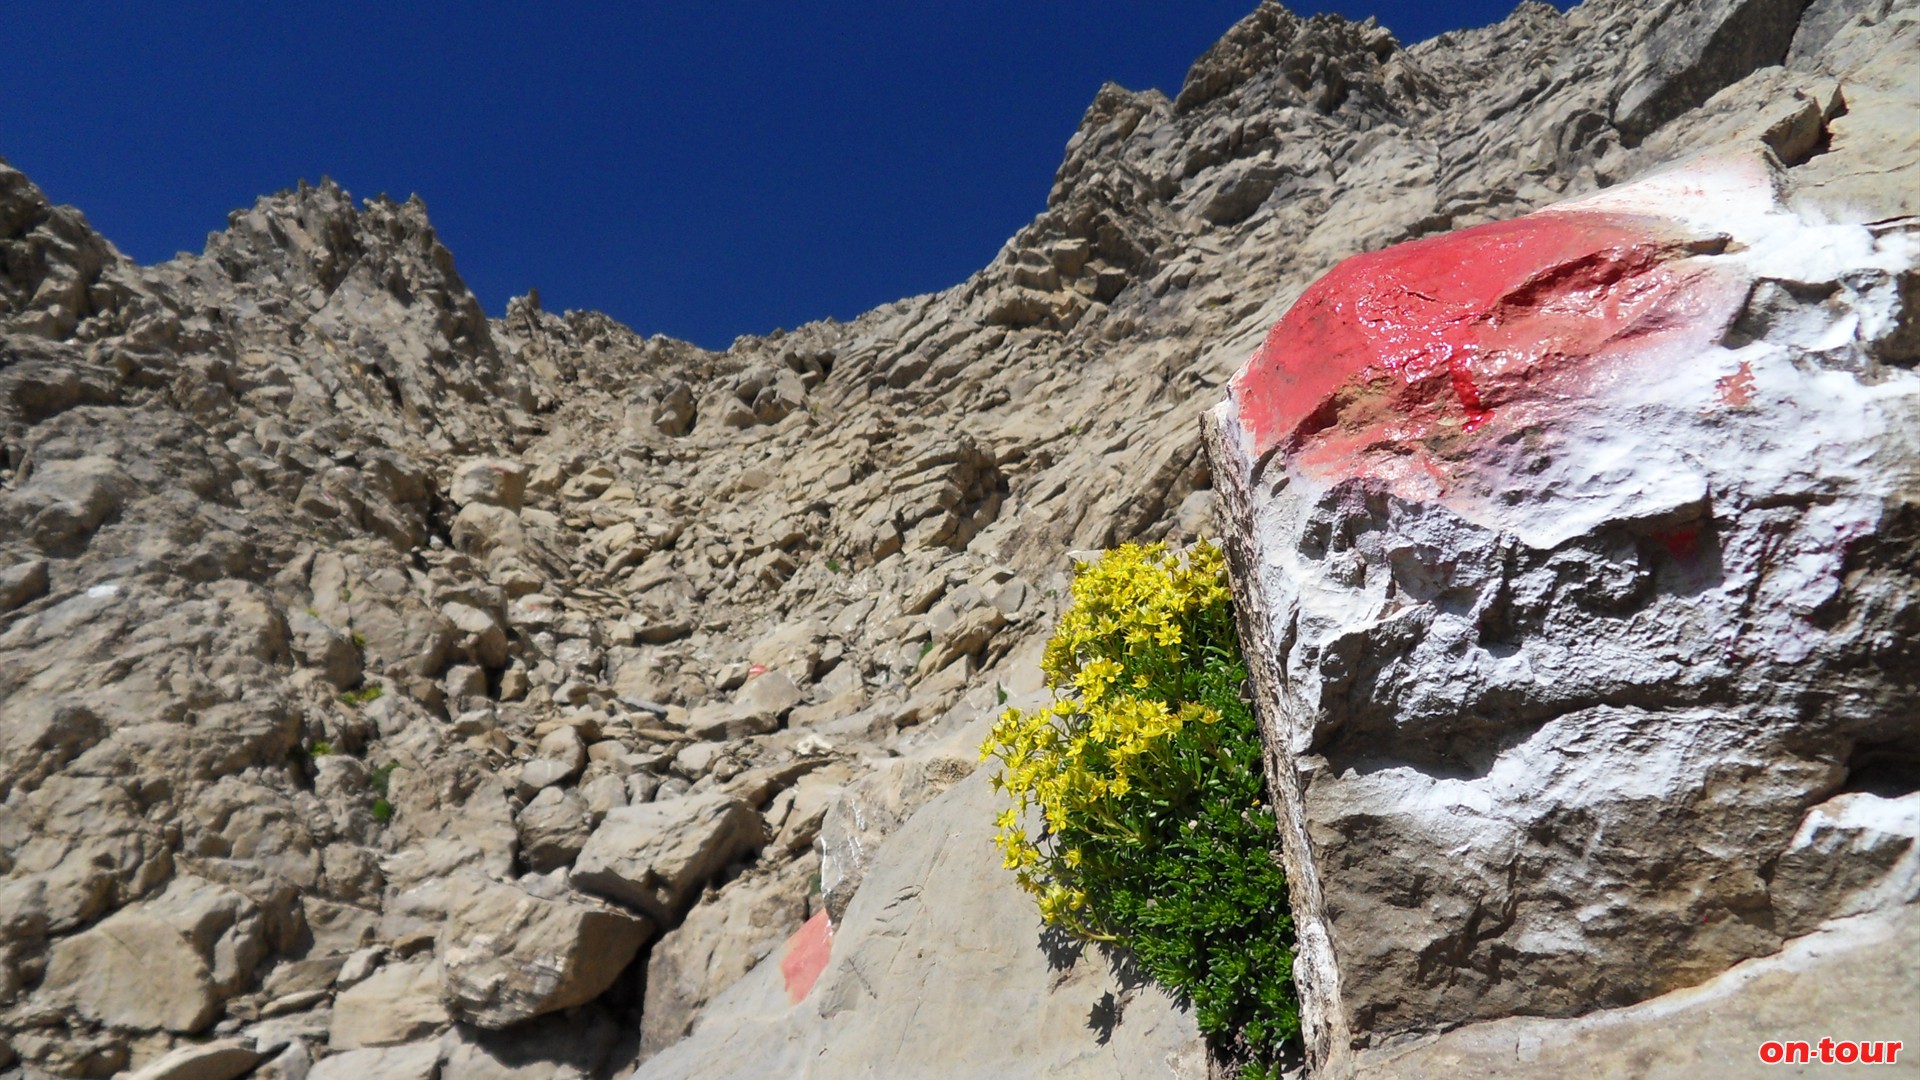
[1229,206,1737,481]
[781,910,832,1003]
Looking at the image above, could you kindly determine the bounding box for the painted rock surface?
[1206,152,1920,1074]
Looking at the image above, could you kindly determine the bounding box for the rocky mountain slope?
[0,0,1914,1077]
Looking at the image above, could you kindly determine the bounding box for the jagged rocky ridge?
[0,0,1914,1077]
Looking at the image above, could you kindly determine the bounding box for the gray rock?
[442,600,509,669]
[637,854,817,1062]
[288,608,363,691]
[650,380,697,437]
[306,1041,440,1080]
[437,872,651,1029]
[1205,134,1920,1068]
[632,770,1204,1080]
[1611,0,1808,143]
[0,559,48,612]
[2,455,134,554]
[122,1040,261,1080]
[35,875,262,1035]
[1337,904,1920,1080]
[682,672,804,741]
[452,501,529,563]
[452,458,528,512]
[328,959,450,1049]
[571,794,765,923]
[516,786,592,872]
[250,1041,313,1080]
[437,1009,622,1079]
[817,748,974,923]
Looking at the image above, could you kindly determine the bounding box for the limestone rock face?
[630,770,1206,1080]
[1207,75,1920,1080]
[1,0,1916,1076]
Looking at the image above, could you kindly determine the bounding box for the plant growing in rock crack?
[980,541,1298,1076]
[369,760,403,823]
[339,683,384,706]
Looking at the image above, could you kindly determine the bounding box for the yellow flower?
[981,540,1240,929]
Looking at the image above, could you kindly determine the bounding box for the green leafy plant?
[981,541,1297,1073]
[350,630,367,650]
[308,739,334,757]
[825,557,845,574]
[339,683,384,706]
[369,760,403,824]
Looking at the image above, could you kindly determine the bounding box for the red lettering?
[1785,1042,1811,1064]
[1821,1037,1837,1062]
[1861,1042,1885,1063]
[1759,1042,1785,1064]
[1836,1042,1859,1063]
[1891,1041,1903,1063]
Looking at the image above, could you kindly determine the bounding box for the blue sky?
[4,2,1562,350]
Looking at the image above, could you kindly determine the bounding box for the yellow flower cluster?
[981,542,1230,923]
[1040,540,1230,684]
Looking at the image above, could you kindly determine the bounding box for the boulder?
[452,502,529,562]
[122,1040,261,1080]
[437,1010,623,1079]
[1,455,134,554]
[452,458,528,511]
[0,558,48,612]
[816,748,974,922]
[517,786,592,872]
[571,793,764,922]
[1205,154,1920,1071]
[682,672,804,740]
[441,600,509,669]
[288,608,363,690]
[1336,904,1920,1079]
[437,872,651,1028]
[329,959,450,1049]
[745,620,827,682]
[35,875,263,1034]
[36,899,219,1032]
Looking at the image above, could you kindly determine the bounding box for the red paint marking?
[1716,360,1756,407]
[1230,209,1733,472]
[1651,527,1701,560]
[747,663,768,677]
[781,910,832,1003]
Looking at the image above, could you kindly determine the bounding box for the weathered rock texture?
[1206,6,1920,1076]
[631,768,1207,1080]
[0,0,1913,1076]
